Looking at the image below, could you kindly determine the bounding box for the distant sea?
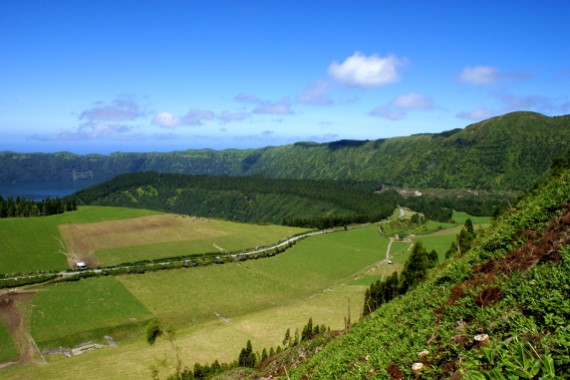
[0,180,99,201]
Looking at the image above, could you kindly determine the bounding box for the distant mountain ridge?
[2,111,569,191]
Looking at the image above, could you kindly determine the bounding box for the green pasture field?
[0,206,162,274]
[0,225,388,379]
[451,210,492,225]
[93,221,308,266]
[30,276,152,348]
[0,322,18,363]
[117,225,388,325]
[0,216,67,274]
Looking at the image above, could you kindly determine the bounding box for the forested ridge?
[75,172,507,227]
[2,112,569,192]
[75,172,401,227]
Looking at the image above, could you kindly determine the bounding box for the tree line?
[0,195,77,218]
[363,242,438,316]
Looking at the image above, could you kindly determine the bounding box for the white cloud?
[253,100,294,115]
[392,93,433,110]
[297,80,333,106]
[80,97,146,121]
[456,107,496,121]
[328,52,405,87]
[459,66,501,85]
[369,106,405,121]
[152,112,182,128]
[152,109,215,128]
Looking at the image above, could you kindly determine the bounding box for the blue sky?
[1,1,569,154]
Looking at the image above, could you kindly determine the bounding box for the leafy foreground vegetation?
[280,166,570,379]
[2,112,570,192]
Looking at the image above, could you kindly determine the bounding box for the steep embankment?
[288,166,570,378]
[2,112,569,191]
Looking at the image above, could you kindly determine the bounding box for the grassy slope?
[291,168,570,379]
[30,277,152,348]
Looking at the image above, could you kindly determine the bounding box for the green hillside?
[285,164,570,378]
[2,112,569,191]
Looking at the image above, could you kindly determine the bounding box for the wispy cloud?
[369,106,405,121]
[456,107,497,121]
[459,66,529,85]
[493,89,570,114]
[30,122,139,141]
[252,100,294,115]
[234,93,262,104]
[297,80,333,106]
[369,92,433,120]
[233,93,295,115]
[218,110,249,123]
[391,93,433,110]
[80,97,146,121]
[328,52,406,87]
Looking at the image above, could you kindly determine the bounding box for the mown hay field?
[60,215,308,266]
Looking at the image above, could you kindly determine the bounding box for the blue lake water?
[0,180,100,201]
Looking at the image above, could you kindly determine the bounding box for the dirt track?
[0,291,40,367]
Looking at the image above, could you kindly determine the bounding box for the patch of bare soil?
[0,290,40,367]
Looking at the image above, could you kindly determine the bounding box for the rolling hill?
[2,112,569,192]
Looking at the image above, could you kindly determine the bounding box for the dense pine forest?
[0,195,76,218]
